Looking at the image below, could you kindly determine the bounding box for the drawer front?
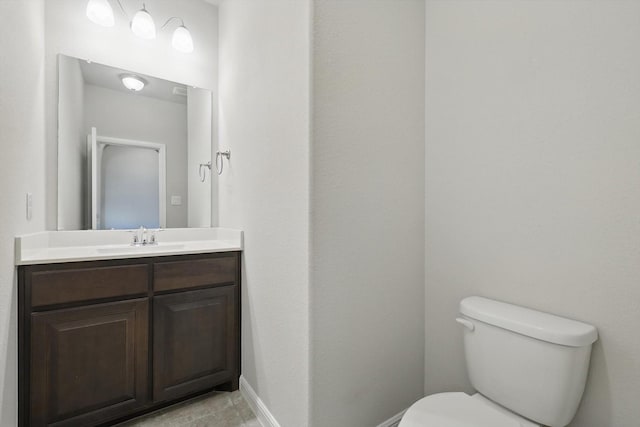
[154,255,237,292]
[30,264,149,308]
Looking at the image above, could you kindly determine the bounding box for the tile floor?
[117,391,260,427]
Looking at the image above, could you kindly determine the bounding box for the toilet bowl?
[399,297,598,427]
[399,392,539,427]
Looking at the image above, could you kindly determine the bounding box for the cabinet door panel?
[30,299,149,427]
[153,287,236,402]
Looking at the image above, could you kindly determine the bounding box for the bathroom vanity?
[15,229,242,427]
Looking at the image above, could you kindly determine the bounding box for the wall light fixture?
[130,4,156,40]
[86,0,115,27]
[85,0,194,53]
[163,18,194,53]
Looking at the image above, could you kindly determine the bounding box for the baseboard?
[240,375,405,427]
[376,408,407,427]
[239,375,282,427]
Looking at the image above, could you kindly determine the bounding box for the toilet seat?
[398,392,538,427]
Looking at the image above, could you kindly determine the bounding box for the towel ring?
[216,150,231,175]
[198,161,211,182]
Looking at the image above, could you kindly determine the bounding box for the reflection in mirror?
[57,54,215,230]
[89,129,166,229]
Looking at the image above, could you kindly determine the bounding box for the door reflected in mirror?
[57,54,216,230]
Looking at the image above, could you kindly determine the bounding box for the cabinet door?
[153,286,236,402]
[30,299,149,427]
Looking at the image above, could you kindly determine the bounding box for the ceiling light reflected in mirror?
[120,74,146,91]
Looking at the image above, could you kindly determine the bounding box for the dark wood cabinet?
[30,299,149,427]
[153,287,236,402]
[19,252,241,427]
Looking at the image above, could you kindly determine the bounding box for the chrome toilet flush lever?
[455,317,475,331]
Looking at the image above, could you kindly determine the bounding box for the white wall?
[188,87,214,228]
[0,0,46,425]
[218,1,311,426]
[57,55,86,229]
[310,1,425,426]
[424,1,640,426]
[84,84,188,227]
[45,0,218,229]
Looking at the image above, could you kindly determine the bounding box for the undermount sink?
[96,243,186,254]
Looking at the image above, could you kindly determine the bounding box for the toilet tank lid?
[460,296,598,347]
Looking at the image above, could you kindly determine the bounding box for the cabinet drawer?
[154,255,237,292]
[30,264,149,308]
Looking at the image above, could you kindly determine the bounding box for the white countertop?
[15,228,243,265]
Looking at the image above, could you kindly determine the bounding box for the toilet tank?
[459,297,598,427]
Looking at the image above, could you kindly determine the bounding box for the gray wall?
[0,1,46,425]
[57,55,85,229]
[218,1,311,426]
[424,1,640,426]
[187,87,214,228]
[311,1,425,426]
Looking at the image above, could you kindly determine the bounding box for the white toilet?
[400,296,598,427]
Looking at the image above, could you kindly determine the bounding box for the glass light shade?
[172,25,194,53]
[121,75,146,92]
[86,0,114,27]
[130,7,156,40]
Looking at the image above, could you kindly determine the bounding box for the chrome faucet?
[129,226,145,246]
[129,226,161,246]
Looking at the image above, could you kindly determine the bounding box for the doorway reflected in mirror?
[57,54,215,230]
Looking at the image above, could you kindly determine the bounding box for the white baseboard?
[376,408,407,427]
[240,374,405,427]
[239,375,282,427]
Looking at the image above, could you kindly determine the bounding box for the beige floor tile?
[117,391,256,427]
[229,391,245,405]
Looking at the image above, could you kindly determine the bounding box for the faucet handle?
[149,228,164,245]
[127,229,140,245]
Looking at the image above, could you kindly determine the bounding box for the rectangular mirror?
[57,54,216,230]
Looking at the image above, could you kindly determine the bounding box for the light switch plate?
[26,193,33,220]
[170,195,182,206]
